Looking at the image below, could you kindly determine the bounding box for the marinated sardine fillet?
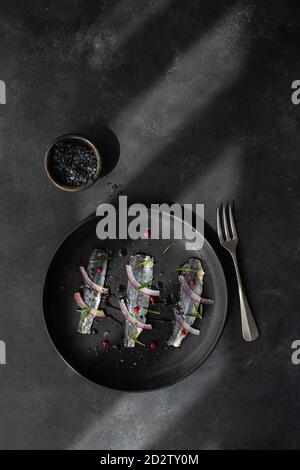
[168,257,204,348]
[77,249,109,334]
[124,254,154,347]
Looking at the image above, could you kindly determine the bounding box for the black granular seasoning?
[50,140,98,187]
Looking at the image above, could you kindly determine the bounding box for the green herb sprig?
[176,267,205,275]
[136,282,151,291]
[162,242,176,254]
[141,307,161,315]
[185,304,203,320]
[134,258,153,269]
[130,334,145,347]
[76,307,92,322]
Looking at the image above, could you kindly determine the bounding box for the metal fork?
[217,203,259,341]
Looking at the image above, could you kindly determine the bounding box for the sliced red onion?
[79,266,108,294]
[119,299,152,330]
[125,264,140,288]
[125,264,160,297]
[173,309,200,336]
[178,275,214,304]
[74,292,88,309]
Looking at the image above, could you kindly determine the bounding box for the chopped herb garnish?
[76,305,87,311]
[185,304,203,320]
[199,304,203,319]
[162,242,176,255]
[141,307,161,315]
[176,267,205,275]
[134,258,153,269]
[136,282,151,291]
[130,334,145,347]
[76,306,104,320]
[76,307,92,322]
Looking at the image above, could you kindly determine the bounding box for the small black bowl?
[45,134,102,192]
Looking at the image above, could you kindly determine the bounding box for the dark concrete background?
[0,0,299,450]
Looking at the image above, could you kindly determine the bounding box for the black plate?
[43,212,227,391]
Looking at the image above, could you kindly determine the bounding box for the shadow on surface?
[78,122,120,176]
[136,1,300,450]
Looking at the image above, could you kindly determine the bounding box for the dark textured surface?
[0,0,299,450]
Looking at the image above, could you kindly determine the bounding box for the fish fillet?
[168,257,204,348]
[78,248,108,334]
[124,254,154,347]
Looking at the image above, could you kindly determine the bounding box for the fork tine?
[217,206,224,243]
[222,204,230,240]
[229,202,238,239]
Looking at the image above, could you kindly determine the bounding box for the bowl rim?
[44,133,102,192]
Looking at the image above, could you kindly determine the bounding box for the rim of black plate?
[41,211,228,392]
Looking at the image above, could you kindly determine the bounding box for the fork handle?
[231,253,259,342]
